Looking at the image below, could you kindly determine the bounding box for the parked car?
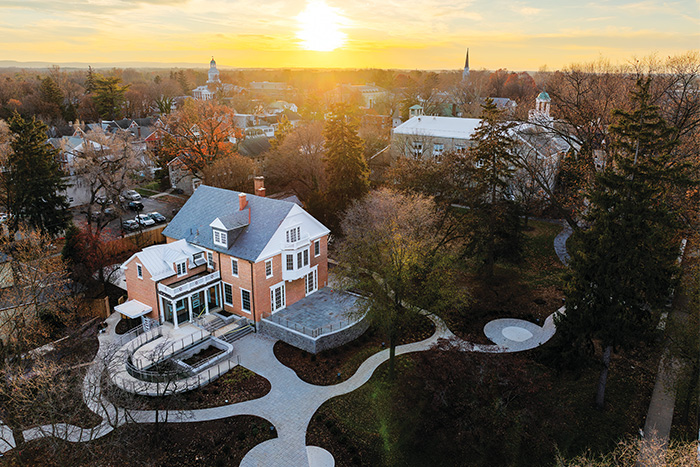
[90,207,118,221]
[122,219,140,231]
[122,190,142,201]
[135,213,156,227]
[147,211,166,223]
[127,201,144,211]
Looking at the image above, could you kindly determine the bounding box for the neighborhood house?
[116,185,329,329]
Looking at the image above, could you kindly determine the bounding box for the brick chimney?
[239,192,247,210]
[254,176,266,197]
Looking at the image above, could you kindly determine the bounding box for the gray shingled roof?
[162,185,295,262]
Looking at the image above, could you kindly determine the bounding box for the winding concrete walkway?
[0,221,574,466]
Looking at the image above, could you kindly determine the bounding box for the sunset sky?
[0,0,698,70]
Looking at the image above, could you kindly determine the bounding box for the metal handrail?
[263,314,361,338]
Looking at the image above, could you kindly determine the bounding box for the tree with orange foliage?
[160,100,241,179]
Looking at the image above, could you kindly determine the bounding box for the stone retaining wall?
[259,316,368,354]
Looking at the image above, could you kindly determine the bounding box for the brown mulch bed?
[273,314,435,386]
[182,345,224,366]
[113,365,271,411]
[3,415,275,467]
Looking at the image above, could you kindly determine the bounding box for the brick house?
[116,185,330,328]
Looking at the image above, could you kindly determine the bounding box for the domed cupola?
[207,56,220,84]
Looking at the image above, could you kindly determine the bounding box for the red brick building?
[116,185,329,327]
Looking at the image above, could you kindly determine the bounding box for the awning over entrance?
[115,300,152,319]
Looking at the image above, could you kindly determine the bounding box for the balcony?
[282,263,310,282]
[158,270,220,298]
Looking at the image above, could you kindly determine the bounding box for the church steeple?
[462,48,470,82]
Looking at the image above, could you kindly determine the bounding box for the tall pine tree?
[557,78,682,409]
[6,113,69,236]
[465,98,523,276]
[322,103,369,232]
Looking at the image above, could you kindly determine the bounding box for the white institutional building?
[192,57,223,101]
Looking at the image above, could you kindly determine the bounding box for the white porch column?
[173,299,179,329]
[187,295,194,323]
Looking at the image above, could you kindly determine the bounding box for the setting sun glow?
[296,1,347,52]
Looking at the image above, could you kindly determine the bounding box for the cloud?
[519,7,541,16]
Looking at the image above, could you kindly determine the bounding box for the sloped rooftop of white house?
[122,239,205,281]
[393,116,482,140]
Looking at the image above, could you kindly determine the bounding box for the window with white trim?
[207,251,214,268]
[136,264,143,279]
[412,140,423,156]
[241,289,251,312]
[433,143,444,157]
[213,229,228,247]
[314,239,320,257]
[231,258,238,277]
[303,249,309,266]
[265,259,273,278]
[270,283,285,312]
[305,269,317,295]
[286,254,294,271]
[297,252,303,268]
[176,261,186,276]
[285,226,301,243]
[223,283,233,306]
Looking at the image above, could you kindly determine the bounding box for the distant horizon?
[2,55,695,75]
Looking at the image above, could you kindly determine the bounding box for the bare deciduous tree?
[264,122,327,203]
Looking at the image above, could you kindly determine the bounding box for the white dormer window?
[176,261,187,276]
[213,229,228,247]
[286,226,301,243]
[137,264,143,279]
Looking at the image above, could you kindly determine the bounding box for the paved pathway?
[0,221,574,466]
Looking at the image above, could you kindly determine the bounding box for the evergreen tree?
[6,113,70,236]
[557,78,682,409]
[38,76,64,122]
[323,103,369,231]
[465,98,522,276]
[85,66,97,94]
[92,75,129,120]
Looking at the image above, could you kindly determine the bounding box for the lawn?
[305,219,661,466]
[443,219,566,344]
[135,181,161,197]
[308,340,660,467]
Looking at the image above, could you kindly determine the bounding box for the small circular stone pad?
[501,326,533,342]
[308,446,335,467]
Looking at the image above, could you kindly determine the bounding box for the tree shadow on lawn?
[307,338,661,467]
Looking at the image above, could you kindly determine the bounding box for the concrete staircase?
[220,324,254,344]
[200,316,225,333]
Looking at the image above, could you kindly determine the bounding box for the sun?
[296,0,347,52]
